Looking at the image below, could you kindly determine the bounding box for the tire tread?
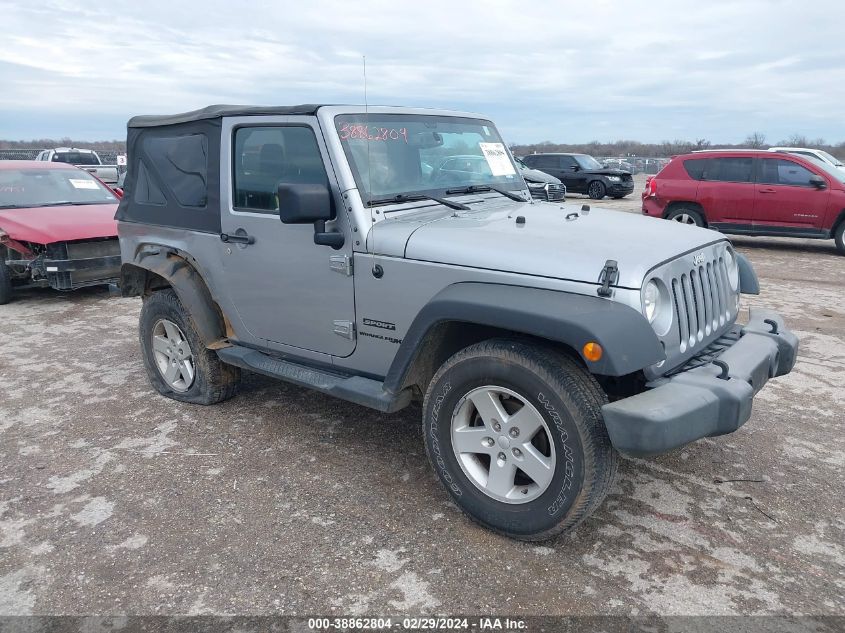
[422,338,618,541]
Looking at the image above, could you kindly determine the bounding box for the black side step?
[217,346,412,413]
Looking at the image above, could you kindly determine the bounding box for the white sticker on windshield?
[69,178,99,190]
[478,142,516,177]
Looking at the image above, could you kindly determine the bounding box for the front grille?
[545,183,566,201]
[528,183,566,201]
[66,239,120,259]
[645,242,740,379]
[669,256,733,354]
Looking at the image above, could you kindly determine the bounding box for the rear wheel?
[666,207,705,227]
[587,181,606,200]
[834,222,845,255]
[139,289,240,404]
[0,260,12,305]
[422,339,618,541]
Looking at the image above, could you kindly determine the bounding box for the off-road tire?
[834,222,845,255]
[587,181,606,200]
[139,289,240,404]
[0,260,12,305]
[666,207,705,227]
[422,339,619,541]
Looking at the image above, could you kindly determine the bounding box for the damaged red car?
[0,161,121,304]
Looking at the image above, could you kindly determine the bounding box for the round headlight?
[725,248,739,290]
[643,280,660,323]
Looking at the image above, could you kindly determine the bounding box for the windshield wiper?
[367,193,469,211]
[445,185,527,202]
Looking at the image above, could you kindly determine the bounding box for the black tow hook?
[713,360,730,380]
[763,318,779,334]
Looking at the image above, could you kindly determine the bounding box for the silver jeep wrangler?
[117,105,798,541]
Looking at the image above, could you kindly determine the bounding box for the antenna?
[364,55,372,207]
[364,55,380,276]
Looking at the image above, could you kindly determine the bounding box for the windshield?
[574,155,604,170]
[816,150,843,166]
[0,167,117,208]
[335,114,523,204]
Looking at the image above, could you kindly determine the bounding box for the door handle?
[220,232,255,245]
[758,188,776,194]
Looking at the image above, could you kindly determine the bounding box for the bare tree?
[743,132,767,148]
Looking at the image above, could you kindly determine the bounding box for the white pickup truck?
[34,147,119,185]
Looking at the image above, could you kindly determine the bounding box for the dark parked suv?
[642,150,845,255]
[521,153,634,200]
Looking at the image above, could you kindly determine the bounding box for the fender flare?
[383,282,665,392]
[120,245,226,346]
[737,253,759,295]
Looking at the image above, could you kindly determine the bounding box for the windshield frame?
[574,154,604,170]
[0,166,118,209]
[332,113,526,208]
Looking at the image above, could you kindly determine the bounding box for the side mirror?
[809,174,827,189]
[570,165,580,172]
[277,183,344,249]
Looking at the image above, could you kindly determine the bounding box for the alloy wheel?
[672,213,698,225]
[151,319,195,392]
[450,386,556,504]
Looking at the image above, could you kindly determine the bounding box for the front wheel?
[422,340,618,541]
[587,181,606,200]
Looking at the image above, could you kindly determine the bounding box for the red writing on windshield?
[338,123,409,143]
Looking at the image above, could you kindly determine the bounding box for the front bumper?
[601,308,798,457]
[607,181,634,196]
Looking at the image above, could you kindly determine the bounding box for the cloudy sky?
[1,0,843,144]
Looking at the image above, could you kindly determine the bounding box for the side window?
[683,158,710,180]
[712,157,753,183]
[233,126,328,213]
[759,158,817,187]
[142,135,208,207]
[533,155,556,169]
[559,156,577,169]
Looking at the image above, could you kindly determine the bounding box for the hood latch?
[597,260,618,297]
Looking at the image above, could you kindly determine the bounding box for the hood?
[0,203,118,244]
[519,166,561,184]
[369,199,724,289]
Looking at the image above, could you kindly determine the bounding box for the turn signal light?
[582,342,603,362]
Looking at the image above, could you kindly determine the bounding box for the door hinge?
[597,259,618,297]
[333,320,355,340]
[329,254,353,276]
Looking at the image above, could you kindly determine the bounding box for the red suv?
[642,150,845,254]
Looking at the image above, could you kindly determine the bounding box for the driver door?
[217,116,356,357]
[558,155,585,192]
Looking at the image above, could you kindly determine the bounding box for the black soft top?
[128,104,325,128]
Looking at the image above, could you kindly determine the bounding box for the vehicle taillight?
[645,177,656,197]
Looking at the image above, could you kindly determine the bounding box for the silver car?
[117,105,798,541]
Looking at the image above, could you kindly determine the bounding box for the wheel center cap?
[497,435,511,449]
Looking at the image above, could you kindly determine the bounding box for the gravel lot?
[1,188,843,617]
